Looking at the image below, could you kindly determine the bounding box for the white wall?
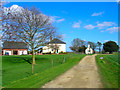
[42,46,51,53]
[19,51,23,55]
[58,44,66,53]
[85,48,93,54]
[42,44,66,53]
[19,50,27,55]
[4,50,12,55]
[23,50,27,55]
[3,50,6,55]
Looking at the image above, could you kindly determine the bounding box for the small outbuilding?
[85,44,93,54]
[2,41,28,55]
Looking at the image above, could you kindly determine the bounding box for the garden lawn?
[2,54,86,88]
[96,53,119,88]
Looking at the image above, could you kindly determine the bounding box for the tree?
[69,38,81,52]
[103,41,119,54]
[97,41,102,53]
[78,45,87,53]
[2,7,57,65]
[69,38,86,53]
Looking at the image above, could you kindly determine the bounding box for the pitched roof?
[3,41,28,49]
[49,38,66,44]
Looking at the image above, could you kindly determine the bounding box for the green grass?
[96,53,119,88]
[0,56,2,89]
[2,54,86,88]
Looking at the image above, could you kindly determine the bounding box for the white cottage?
[42,38,66,54]
[85,44,93,54]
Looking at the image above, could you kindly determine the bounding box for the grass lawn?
[96,53,119,88]
[2,54,86,88]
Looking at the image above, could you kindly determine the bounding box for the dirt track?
[42,54,103,88]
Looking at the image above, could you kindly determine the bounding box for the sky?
[4,0,120,2]
[3,2,119,52]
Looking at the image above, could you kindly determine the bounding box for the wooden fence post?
[51,59,53,67]
[63,57,65,63]
[32,63,34,74]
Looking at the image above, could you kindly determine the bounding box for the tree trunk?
[32,49,36,64]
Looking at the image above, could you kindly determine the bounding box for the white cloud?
[106,27,118,33]
[97,21,115,29]
[3,5,24,15]
[49,16,59,22]
[104,40,109,42]
[50,16,64,23]
[92,12,104,16]
[84,21,115,30]
[84,24,95,30]
[83,21,117,33]
[72,21,81,28]
[56,18,65,23]
[10,5,20,10]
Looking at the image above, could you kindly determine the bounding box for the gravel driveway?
[42,54,103,88]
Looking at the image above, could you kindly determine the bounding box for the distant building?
[85,44,93,54]
[42,38,66,54]
[2,41,28,55]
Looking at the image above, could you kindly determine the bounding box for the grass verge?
[96,53,119,88]
[3,54,85,88]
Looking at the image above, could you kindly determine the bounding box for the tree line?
[69,38,119,54]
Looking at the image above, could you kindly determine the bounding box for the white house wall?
[42,46,51,53]
[42,44,66,53]
[19,51,23,55]
[23,50,27,55]
[5,50,12,55]
[19,50,27,55]
[57,44,66,53]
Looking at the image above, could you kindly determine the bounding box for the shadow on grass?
[13,57,32,64]
[12,57,50,64]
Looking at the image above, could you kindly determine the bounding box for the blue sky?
[4,0,119,2]
[4,2,118,51]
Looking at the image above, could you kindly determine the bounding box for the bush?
[59,51,64,54]
[43,52,51,55]
[59,52,68,54]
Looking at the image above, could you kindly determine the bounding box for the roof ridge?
[49,38,66,44]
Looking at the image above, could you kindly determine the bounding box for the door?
[13,51,18,55]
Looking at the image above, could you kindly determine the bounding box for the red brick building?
[2,41,28,55]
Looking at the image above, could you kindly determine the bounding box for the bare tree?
[69,38,86,52]
[2,6,57,65]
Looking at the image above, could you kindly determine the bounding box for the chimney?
[50,36,52,41]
